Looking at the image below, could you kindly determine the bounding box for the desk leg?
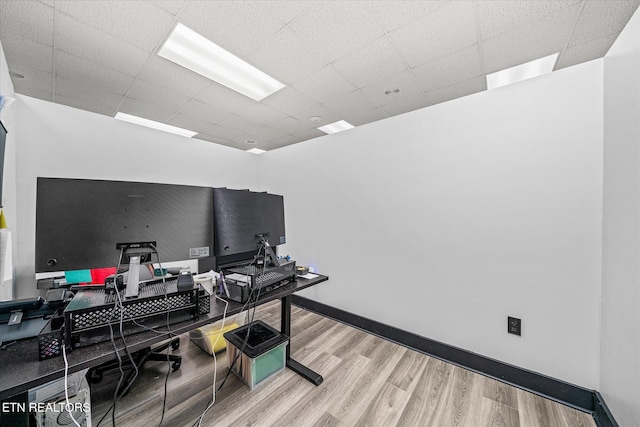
[281,294,323,386]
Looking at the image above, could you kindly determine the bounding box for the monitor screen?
[35,178,214,273]
[213,188,285,267]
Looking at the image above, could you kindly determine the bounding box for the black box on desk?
[222,279,250,303]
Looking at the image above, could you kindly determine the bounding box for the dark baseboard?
[292,295,618,427]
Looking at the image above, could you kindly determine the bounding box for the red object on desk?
[89,267,117,285]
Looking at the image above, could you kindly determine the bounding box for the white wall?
[263,60,604,389]
[14,95,259,298]
[601,6,640,426]
[0,41,16,300]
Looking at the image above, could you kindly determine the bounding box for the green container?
[224,320,289,390]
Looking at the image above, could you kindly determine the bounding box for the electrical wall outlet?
[508,316,521,336]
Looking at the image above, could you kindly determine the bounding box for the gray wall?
[262,59,604,389]
[602,7,640,427]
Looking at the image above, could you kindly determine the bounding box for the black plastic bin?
[223,320,289,389]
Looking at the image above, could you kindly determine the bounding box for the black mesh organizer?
[55,278,210,354]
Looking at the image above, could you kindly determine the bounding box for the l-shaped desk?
[0,274,328,423]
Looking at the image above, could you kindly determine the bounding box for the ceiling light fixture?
[158,23,285,101]
[317,120,355,135]
[115,112,197,138]
[310,116,322,123]
[247,148,267,154]
[486,53,559,90]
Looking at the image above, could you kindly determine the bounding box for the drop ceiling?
[1,0,638,152]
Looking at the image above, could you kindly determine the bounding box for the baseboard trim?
[292,295,618,427]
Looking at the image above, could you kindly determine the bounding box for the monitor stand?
[124,256,140,299]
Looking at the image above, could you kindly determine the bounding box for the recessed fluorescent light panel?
[247,148,267,154]
[317,120,355,135]
[486,53,559,90]
[115,112,197,138]
[158,23,285,101]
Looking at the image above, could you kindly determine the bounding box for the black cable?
[151,244,174,427]
[192,243,269,427]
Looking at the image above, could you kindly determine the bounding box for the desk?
[0,274,327,404]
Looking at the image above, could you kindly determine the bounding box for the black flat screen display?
[35,178,214,273]
[213,188,285,267]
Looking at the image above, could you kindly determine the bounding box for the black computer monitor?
[213,188,286,268]
[35,178,214,276]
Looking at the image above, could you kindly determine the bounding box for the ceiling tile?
[425,76,486,107]
[56,94,117,116]
[193,133,233,146]
[13,84,53,102]
[1,35,53,74]
[262,86,325,118]
[271,116,314,135]
[11,64,53,99]
[332,35,409,89]
[369,0,450,33]
[118,97,179,123]
[177,1,284,59]
[292,65,358,104]
[165,113,215,135]
[243,125,291,145]
[55,12,150,76]
[204,123,248,142]
[150,1,184,16]
[55,75,123,113]
[243,103,289,127]
[476,0,580,40]
[341,107,389,127]
[482,4,580,73]
[390,1,477,68]
[246,28,328,86]
[259,0,311,25]
[322,89,377,118]
[0,0,54,46]
[216,114,263,136]
[126,78,191,111]
[173,99,233,125]
[360,69,423,108]
[136,56,212,99]
[290,104,341,129]
[569,0,640,47]
[288,1,386,63]
[56,50,135,95]
[55,0,175,52]
[381,89,429,118]
[557,34,619,69]
[289,128,326,144]
[413,45,483,93]
[195,83,257,115]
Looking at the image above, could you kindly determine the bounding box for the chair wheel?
[171,339,180,350]
[171,361,181,371]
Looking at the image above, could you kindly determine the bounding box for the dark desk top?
[0,274,327,400]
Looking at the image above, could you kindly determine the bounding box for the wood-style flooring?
[90,301,595,427]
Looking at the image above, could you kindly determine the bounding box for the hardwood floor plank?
[329,339,406,425]
[396,357,454,426]
[478,396,521,427]
[353,382,408,427]
[483,377,519,410]
[90,301,596,427]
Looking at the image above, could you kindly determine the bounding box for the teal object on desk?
[64,269,93,284]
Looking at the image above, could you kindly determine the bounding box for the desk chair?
[87,337,181,396]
